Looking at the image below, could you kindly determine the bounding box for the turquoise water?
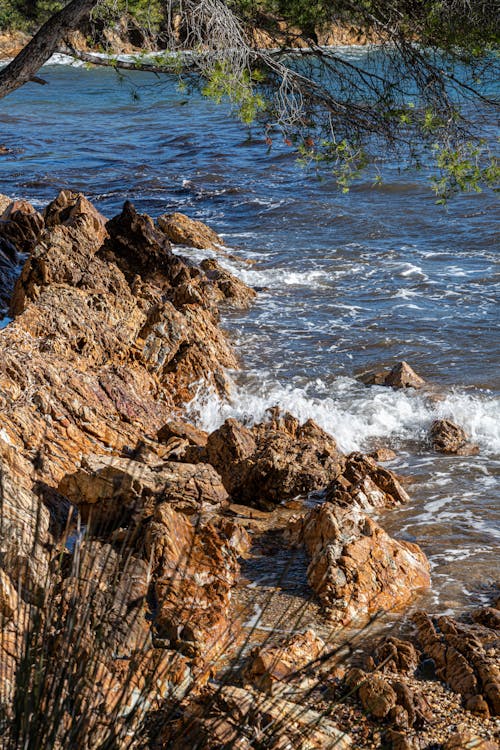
[0,56,498,612]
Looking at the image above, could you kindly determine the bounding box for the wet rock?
[413,611,500,716]
[244,628,325,692]
[360,361,425,389]
[429,419,480,456]
[59,454,229,528]
[0,198,44,254]
[200,257,256,307]
[157,211,223,250]
[369,447,397,462]
[292,503,430,624]
[325,452,410,511]
[206,414,343,508]
[1,195,244,484]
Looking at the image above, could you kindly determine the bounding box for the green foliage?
[202,62,266,124]
[431,141,499,203]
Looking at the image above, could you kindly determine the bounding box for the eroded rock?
[360,361,425,389]
[429,419,479,456]
[244,628,326,692]
[206,413,343,508]
[291,503,430,624]
[157,211,223,250]
[413,611,500,716]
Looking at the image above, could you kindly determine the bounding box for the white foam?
[187,376,500,455]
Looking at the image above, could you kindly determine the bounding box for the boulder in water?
[429,418,479,456]
[157,211,223,250]
[360,361,425,389]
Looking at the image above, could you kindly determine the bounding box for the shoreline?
[0,190,498,748]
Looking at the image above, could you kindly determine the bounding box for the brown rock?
[0,198,44,254]
[413,611,500,716]
[325,452,410,511]
[200,257,256,307]
[472,607,500,630]
[370,636,420,674]
[295,504,430,624]
[244,628,325,692]
[59,454,229,528]
[361,361,425,389]
[430,419,479,455]
[206,414,343,508]
[358,674,397,718]
[146,503,245,663]
[0,456,51,596]
[0,568,18,620]
[157,211,223,250]
[44,189,107,244]
[385,361,425,389]
[157,418,208,448]
[369,447,397,462]
[444,731,498,750]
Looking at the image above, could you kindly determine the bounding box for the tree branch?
[0,0,100,100]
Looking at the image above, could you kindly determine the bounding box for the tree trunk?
[0,0,100,100]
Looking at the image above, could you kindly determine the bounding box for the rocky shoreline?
[0,192,498,748]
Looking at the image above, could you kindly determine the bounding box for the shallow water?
[0,56,498,613]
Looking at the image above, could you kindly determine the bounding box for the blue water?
[0,56,498,612]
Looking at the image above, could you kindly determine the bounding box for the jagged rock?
[368,636,420,674]
[0,198,44,254]
[157,211,223,250]
[0,568,18,620]
[0,454,51,597]
[444,731,498,750]
[472,607,500,630]
[206,414,343,508]
[200,257,256,307]
[291,503,430,624]
[44,189,107,243]
[358,674,398,718]
[146,503,247,663]
[369,447,397,462]
[413,611,500,716]
[0,194,12,214]
[360,361,425,389]
[1,194,244,484]
[325,452,410,510]
[157,418,208,447]
[385,729,416,750]
[0,238,18,311]
[244,628,325,692]
[217,685,352,749]
[429,419,479,456]
[104,200,172,277]
[59,454,229,528]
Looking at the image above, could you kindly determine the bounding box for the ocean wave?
[186,376,500,455]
